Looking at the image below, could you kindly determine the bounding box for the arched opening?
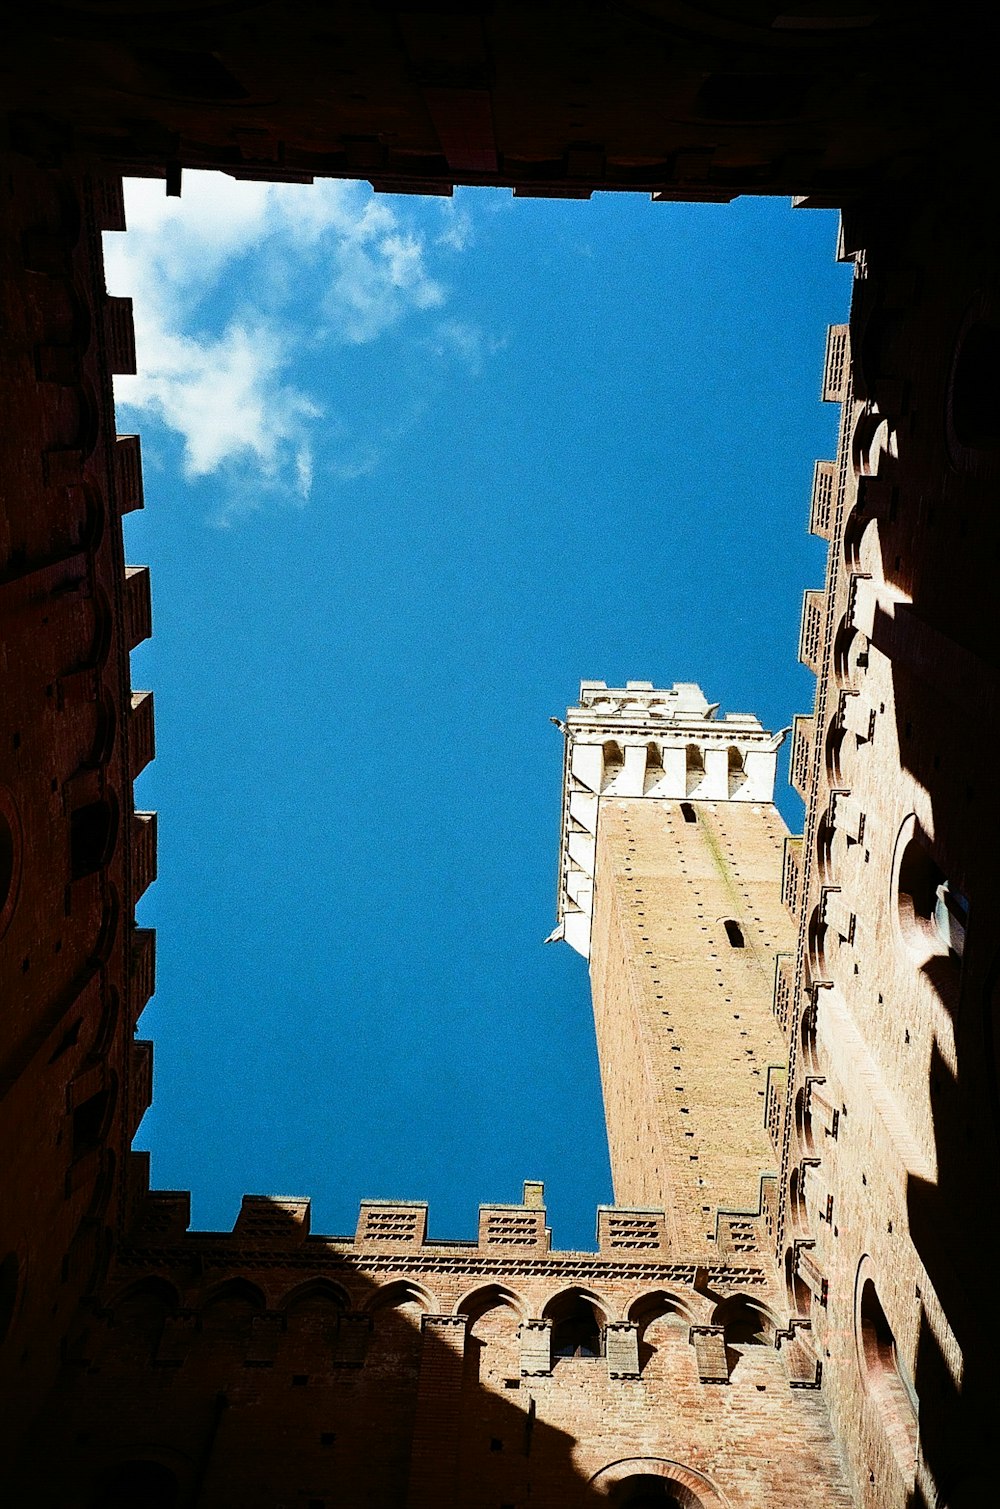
[680,802,697,824]
[88,695,118,769]
[815,807,835,883]
[544,1289,605,1361]
[70,797,118,880]
[456,1283,523,1326]
[0,808,16,923]
[628,1291,691,1376]
[713,1295,773,1348]
[110,1278,179,1364]
[199,1279,266,1338]
[91,1460,178,1509]
[950,320,1000,448]
[72,1082,115,1158]
[365,1282,427,1381]
[800,989,819,1075]
[0,789,22,939]
[684,744,704,795]
[282,1278,349,1317]
[727,744,746,794]
[644,741,665,793]
[591,1459,717,1508]
[857,1273,918,1466]
[459,1286,522,1389]
[896,821,967,962]
[112,1277,180,1316]
[807,905,828,981]
[794,1086,815,1155]
[787,1165,809,1237]
[364,1279,435,1316]
[785,1245,812,1319]
[851,405,895,477]
[723,919,745,949]
[610,1477,688,1508]
[603,740,624,779]
[0,1251,19,1346]
[281,1279,347,1368]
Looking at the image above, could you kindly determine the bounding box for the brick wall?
[590,799,793,1257]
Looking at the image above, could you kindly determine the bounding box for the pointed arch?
[603,740,624,786]
[542,1286,610,1360]
[199,1278,266,1316]
[710,1293,779,1345]
[627,1289,696,1329]
[362,1278,437,1315]
[541,1285,611,1325]
[454,1282,526,1324]
[109,1276,181,1317]
[280,1277,350,1315]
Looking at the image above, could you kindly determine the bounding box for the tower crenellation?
[556,680,787,959]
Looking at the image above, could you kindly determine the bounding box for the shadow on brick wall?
[9,1194,706,1509]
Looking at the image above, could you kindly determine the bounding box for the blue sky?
[106,177,848,1252]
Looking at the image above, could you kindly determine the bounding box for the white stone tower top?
[552,680,787,958]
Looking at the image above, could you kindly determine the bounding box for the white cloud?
[436,200,474,253]
[104,172,474,512]
[424,318,507,376]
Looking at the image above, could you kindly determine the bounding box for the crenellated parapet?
[120,1163,775,1299]
[21,1146,852,1509]
[554,680,787,958]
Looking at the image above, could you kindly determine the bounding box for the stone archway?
[589,1457,730,1508]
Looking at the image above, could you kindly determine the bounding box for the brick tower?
[555,680,794,1256]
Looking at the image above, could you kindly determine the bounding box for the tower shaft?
[590,796,792,1254]
[557,680,795,1255]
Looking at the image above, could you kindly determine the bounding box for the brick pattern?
[776,198,1000,1508]
[9,1200,854,1507]
[821,324,850,403]
[809,461,837,540]
[0,161,156,1459]
[589,799,793,1255]
[2,44,994,1509]
[799,591,824,673]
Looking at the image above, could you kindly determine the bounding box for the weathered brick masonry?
[2,5,998,1506]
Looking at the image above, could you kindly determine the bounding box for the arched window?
[685,744,705,796]
[857,1277,918,1466]
[0,1252,19,1346]
[0,797,18,935]
[72,1084,114,1157]
[70,797,117,879]
[603,740,624,777]
[92,1461,178,1509]
[723,919,745,948]
[727,744,746,795]
[897,823,967,961]
[950,320,1000,448]
[545,1291,605,1360]
[717,1297,769,1346]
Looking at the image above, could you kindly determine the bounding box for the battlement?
[122,1159,772,1284]
[555,680,787,957]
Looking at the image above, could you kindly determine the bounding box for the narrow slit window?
[724,919,745,948]
[680,802,697,824]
